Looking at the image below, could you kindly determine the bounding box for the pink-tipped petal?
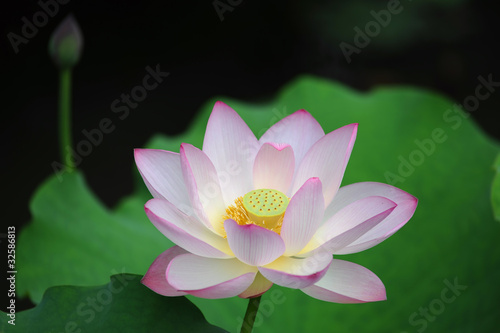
[224,219,285,266]
[141,246,188,296]
[134,149,191,212]
[291,123,358,207]
[145,199,232,258]
[238,272,273,298]
[280,178,324,256]
[179,145,210,228]
[300,196,397,255]
[322,206,396,254]
[187,273,257,299]
[180,143,226,234]
[259,251,332,289]
[203,101,259,203]
[167,253,257,299]
[301,259,386,303]
[324,182,418,254]
[259,109,325,167]
[253,143,295,194]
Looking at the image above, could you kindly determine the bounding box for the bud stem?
[59,68,75,170]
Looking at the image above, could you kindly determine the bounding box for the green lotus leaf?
[16,76,500,332]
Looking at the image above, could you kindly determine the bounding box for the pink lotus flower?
[135,101,417,302]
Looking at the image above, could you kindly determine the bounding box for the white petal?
[145,199,233,258]
[134,149,191,213]
[253,143,295,195]
[167,253,257,298]
[224,219,285,266]
[302,259,386,303]
[280,178,324,255]
[180,143,226,234]
[300,196,396,255]
[259,251,332,289]
[141,246,188,296]
[324,182,417,254]
[291,124,358,206]
[203,101,259,203]
[259,109,324,167]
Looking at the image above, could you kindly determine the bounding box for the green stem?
[241,295,262,333]
[59,68,75,170]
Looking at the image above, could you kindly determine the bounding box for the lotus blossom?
[135,101,417,302]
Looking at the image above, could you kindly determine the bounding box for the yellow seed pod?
[243,189,289,229]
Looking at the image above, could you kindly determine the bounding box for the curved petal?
[167,253,257,299]
[238,272,273,298]
[301,259,386,303]
[280,178,324,256]
[259,251,332,289]
[300,196,396,255]
[134,149,191,213]
[145,199,233,258]
[203,101,259,203]
[259,109,325,168]
[180,143,226,234]
[186,274,257,299]
[291,123,358,207]
[224,219,285,266]
[324,182,418,254]
[141,246,188,296]
[253,143,295,194]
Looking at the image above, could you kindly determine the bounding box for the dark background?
[1,0,499,310]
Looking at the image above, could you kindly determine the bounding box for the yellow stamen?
[223,189,289,236]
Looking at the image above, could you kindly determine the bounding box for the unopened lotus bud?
[49,15,83,69]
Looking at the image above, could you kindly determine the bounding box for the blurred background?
[1,0,499,315]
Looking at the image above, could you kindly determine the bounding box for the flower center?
[223,189,289,234]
